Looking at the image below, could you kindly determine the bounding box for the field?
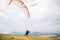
[0,34,60,40]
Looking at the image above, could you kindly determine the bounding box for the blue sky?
[0,0,60,34]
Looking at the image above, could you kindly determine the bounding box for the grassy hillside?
[0,34,60,40]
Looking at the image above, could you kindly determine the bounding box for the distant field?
[0,34,60,40]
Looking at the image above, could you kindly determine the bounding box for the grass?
[0,34,60,40]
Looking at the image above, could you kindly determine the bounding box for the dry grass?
[0,34,60,40]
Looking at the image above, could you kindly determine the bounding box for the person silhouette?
[25,30,30,36]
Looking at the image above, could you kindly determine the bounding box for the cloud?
[0,0,60,33]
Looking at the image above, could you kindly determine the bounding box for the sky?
[0,0,60,34]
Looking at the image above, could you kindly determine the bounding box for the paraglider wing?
[9,0,13,5]
[9,0,30,18]
[17,0,30,18]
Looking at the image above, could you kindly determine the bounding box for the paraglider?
[9,0,30,35]
[8,0,39,35]
[9,0,30,18]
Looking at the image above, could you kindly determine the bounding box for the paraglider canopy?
[9,0,30,18]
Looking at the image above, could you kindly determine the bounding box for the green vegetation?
[0,34,60,40]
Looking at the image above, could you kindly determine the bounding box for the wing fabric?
[9,0,30,18]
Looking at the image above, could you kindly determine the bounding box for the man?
[25,30,30,36]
